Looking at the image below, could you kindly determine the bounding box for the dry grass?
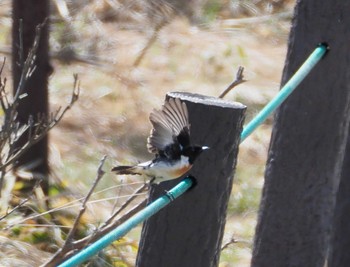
[0,0,295,266]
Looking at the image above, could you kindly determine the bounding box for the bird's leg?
[143,177,155,191]
[149,177,156,184]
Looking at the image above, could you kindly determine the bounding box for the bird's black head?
[183,145,209,164]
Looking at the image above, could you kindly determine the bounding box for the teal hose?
[57,177,194,267]
[240,44,328,142]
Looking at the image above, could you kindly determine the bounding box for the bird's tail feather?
[111,165,142,175]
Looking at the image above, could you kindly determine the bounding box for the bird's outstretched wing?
[147,98,190,156]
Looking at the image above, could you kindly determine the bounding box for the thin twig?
[1,179,45,221]
[0,74,80,170]
[0,21,56,190]
[43,198,147,267]
[74,198,147,248]
[133,20,167,68]
[18,19,24,69]
[15,21,44,101]
[3,183,146,230]
[221,236,237,251]
[218,66,246,98]
[0,198,29,221]
[102,183,148,227]
[42,156,107,267]
[0,57,5,75]
[63,155,107,247]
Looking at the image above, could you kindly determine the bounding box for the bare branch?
[18,19,24,68]
[42,156,107,267]
[63,155,107,247]
[0,74,80,170]
[218,66,246,99]
[43,195,147,267]
[102,183,148,227]
[0,21,58,195]
[86,198,147,244]
[221,236,237,251]
[14,21,44,101]
[133,20,168,68]
[0,57,5,75]
[70,198,147,253]
[0,198,29,221]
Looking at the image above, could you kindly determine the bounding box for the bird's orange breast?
[170,164,192,178]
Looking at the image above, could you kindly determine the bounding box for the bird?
[111,98,209,184]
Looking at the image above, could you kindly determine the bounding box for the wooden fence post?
[136,92,246,267]
[12,0,51,196]
[251,1,350,266]
[329,133,350,267]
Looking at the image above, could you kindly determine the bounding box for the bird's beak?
[202,146,210,150]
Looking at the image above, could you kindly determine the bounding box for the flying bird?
[111,98,209,184]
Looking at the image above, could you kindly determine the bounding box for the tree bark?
[12,0,51,196]
[136,92,246,267]
[251,1,350,267]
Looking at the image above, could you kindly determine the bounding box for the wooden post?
[12,0,51,196]
[329,133,350,267]
[251,1,350,266]
[136,92,246,267]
